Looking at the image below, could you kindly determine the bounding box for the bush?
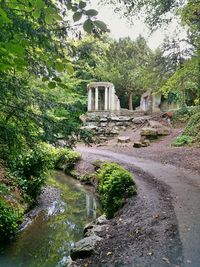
[54,148,80,173]
[172,135,193,147]
[10,143,80,202]
[183,112,200,143]
[172,106,200,124]
[13,143,57,201]
[0,199,23,243]
[97,162,137,219]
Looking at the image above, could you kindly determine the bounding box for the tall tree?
[96,36,155,110]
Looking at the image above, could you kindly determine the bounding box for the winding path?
[77,146,200,267]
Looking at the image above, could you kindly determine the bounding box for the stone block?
[100,123,107,127]
[118,136,131,143]
[132,117,147,124]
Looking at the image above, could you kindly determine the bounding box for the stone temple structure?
[87,82,120,113]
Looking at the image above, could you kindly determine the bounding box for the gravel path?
[76,145,200,267]
[98,128,200,175]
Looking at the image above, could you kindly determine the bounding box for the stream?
[0,171,101,267]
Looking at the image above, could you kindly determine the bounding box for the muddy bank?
[72,152,183,267]
[19,186,61,231]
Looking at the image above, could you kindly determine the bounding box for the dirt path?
[76,146,200,267]
[99,128,200,174]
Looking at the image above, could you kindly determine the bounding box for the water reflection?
[0,172,101,267]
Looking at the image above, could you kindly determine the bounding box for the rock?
[81,125,98,131]
[99,118,108,122]
[100,123,107,127]
[70,235,102,260]
[118,116,132,121]
[116,122,125,126]
[118,136,131,143]
[132,117,147,124]
[156,126,171,135]
[140,127,157,137]
[142,139,150,146]
[59,256,73,267]
[148,120,171,135]
[96,215,108,225]
[85,224,109,237]
[133,142,142,148]
[110,116,120,122]
[148,120,163,128]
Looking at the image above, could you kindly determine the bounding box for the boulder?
[118,136,131,143]
[148,120,171,135]
[156,126,171,135]
[70,235,102,260]
[148,120,163,128]
[140,127,157,137]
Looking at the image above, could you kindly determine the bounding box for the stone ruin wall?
[81,112,147,142]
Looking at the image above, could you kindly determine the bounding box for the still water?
[0,172,101,267]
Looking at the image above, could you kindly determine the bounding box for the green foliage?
[12,143,57,201]
[183,111,200,143]
[172,106,200,124]
[172,135,193,147]
[103,0,185,29]
[95,36,155,109]
[7,143,80,201]
[172,108,200,146]
[97,162,136,218]
[0,199,23,243]
[161,57,199,106]
[55,148,80,173]
[80,172,96,183]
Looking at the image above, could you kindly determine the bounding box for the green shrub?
[172,135,193,147]
[13,143,57,201]
[92,159,104,170]
[183,112,200,143]
[54,148,80,173]
[97,162,137,219]
[10,143,80,202]
[80,172,96,183]
[0,199,23,243]
[172,106,200,124]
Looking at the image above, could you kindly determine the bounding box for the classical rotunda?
[87,82,120,113]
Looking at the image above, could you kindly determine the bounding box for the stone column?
[88,87,92,111]
[109,86,115,110]
[95,87,98,111]
[104,87,108,110]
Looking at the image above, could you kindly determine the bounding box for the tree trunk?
[128,91,133,110]
[180,76,186,107]
[198,48,200,105]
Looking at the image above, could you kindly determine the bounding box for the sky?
[89,1,185,50]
